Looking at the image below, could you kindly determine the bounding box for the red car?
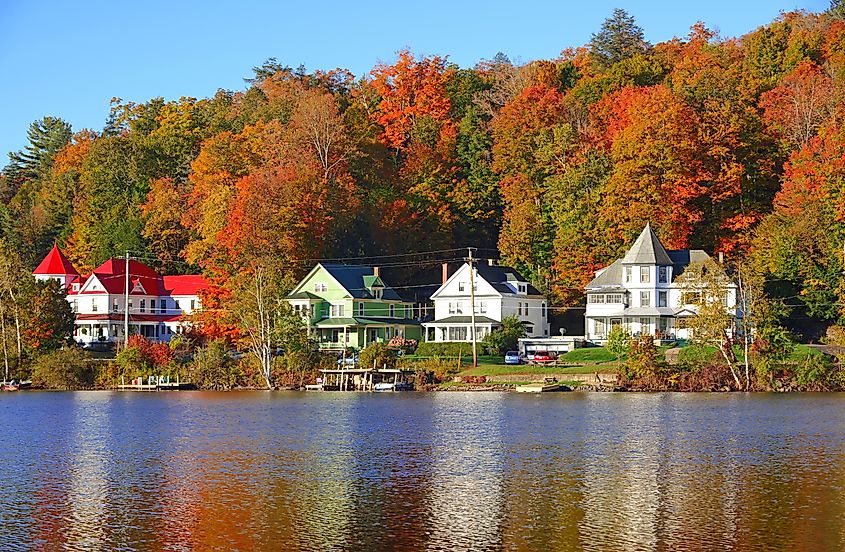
[530,351,555,364]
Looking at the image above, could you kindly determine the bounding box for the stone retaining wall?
[483,373,619,384]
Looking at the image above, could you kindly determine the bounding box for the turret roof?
[32,245,79,276]
[621,223,673,265]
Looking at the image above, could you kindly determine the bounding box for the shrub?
[273,349,321,388]
[606,326,631,361]
[31,348,95,390]
[189,340,237,390]
[414,342,470,358]
[792,354,844,391]
[623,336,665,380]
[823,325,845,346]
[359,342,397,370]
[481,315,526,355]
[400,357,459,383]
[114,335,174,380]
[387,336,417,353]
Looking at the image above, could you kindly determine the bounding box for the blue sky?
[0,0,829,161]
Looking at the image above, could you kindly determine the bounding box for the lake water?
[1,391,844,551]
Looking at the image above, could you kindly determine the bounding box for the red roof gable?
[33,245,78,276]
[163,275,209,296]
[89,258,166,295]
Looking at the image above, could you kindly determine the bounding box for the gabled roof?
[362,275,385,288]
[89,258,165,295]
[474,264,543,296]
[290,264,403,301]
[33,245,78,276]
[621,224,673,265]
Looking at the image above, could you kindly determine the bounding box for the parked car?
[530,351,555,364]
[337,355,359,366]
[504,351,522,365]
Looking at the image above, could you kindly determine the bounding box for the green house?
[286,264,421,352]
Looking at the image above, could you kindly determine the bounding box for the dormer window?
[518,283,527,294]
[72,283,79,292]
[658,266,668,284]
[374,288,383,300]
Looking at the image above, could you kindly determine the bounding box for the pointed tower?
[621,223,673,265]
[32,245,79,288]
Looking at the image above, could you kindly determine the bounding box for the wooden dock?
[117,375,192,391]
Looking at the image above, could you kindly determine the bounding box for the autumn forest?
[3,7,845,338]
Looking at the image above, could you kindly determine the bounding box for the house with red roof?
[33,246,208,347]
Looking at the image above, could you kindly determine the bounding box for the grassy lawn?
[789,344,823,360]
[458,362,616,377]
[438,380,583,389]
[557,347,617,363]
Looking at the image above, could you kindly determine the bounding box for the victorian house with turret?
[33,246,208,347]
[584,224,738,344]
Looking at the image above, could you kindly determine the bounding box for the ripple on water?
[0,391,844,551]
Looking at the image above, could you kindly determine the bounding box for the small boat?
[515,382,562,393]
[1,381,19,392]
[374,381,414,392]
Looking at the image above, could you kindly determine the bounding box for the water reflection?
[427,393,505,550]
[1,392,845,550]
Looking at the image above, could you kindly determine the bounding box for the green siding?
[287,264,421,352]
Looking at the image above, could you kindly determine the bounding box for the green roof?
[315,317,421,327]
[287,291,320,300]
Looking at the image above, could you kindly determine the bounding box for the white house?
[423,261,550,342]
[584,224,738,344]
[33,246,208,346]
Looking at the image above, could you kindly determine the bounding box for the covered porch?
[589,312,681,344]
[73,314,181,346]
[422,316,499,342]
[314,317,420,352]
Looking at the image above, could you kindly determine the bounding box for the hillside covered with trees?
[3,5,845,343]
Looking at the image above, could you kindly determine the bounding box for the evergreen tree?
[589,8,650,67]
[5,117,72,184]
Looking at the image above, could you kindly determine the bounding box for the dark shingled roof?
[586,250,713,289]
[474,264,543,296]
[320,264,403,301]
[621,223,673,265]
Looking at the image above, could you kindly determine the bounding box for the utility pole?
[467,247,478,368]
[124,251,130,349]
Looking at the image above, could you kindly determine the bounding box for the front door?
[369,328,379,343]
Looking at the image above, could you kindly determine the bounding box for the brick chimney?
[373,266,380,277]
[442,262,450,285]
